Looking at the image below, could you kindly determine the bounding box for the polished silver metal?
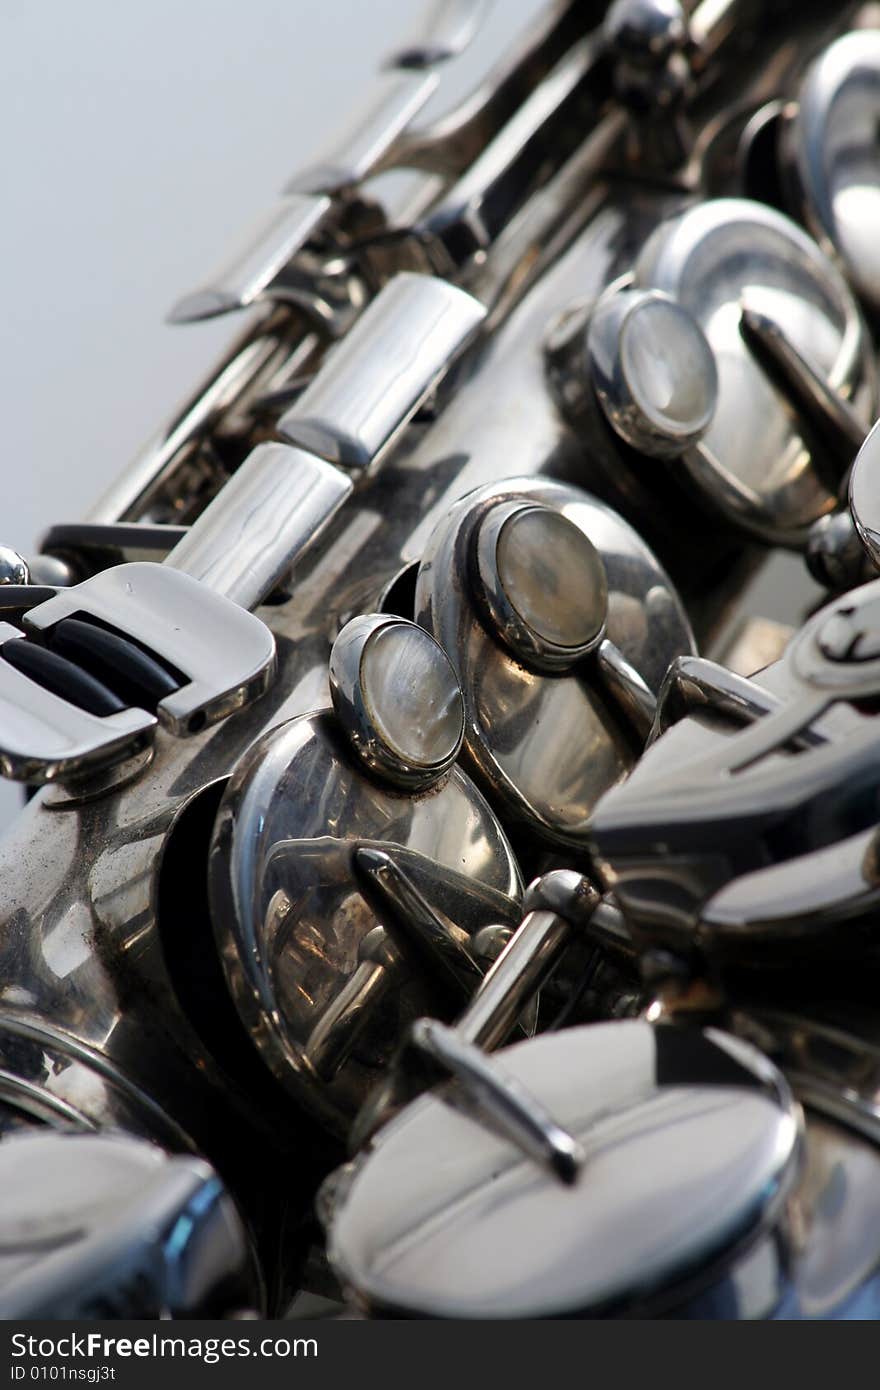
[278,273,486,469]
[326,1021,801,1318]
[7,0,880,1325]
[849,420,880,570]
[733,1009,880,1152]
[591,577,880,955]
[0,624,155,783]
[0,36,688,1270]
[407,1017,585,1185]
[170,0,493,328]
[595,637,657,741]
[603,0,692,169]
[806,508,876,592]
[109,0,587,532]
[24,564,276,737]
[788,30,880,315]
[457,870,600,1050]
[648,652,787,745]
[0,1132,255,1319]
[0,548,30,587]
[27,554,74,588]
[416,477,695,851]
[793,582,880,693]
[166,442,353,610]
[604,0,688,63]
[587,286,718,458]
[734,304,877,587]
[349,868,604,1149]
[353,846,488,1006]
[0,436,344,780]
[86,309,302,525]
[209,702,521,1135]
[423,32,603,261]
[738,304,867,471]
[287,70,440,195]
[473,501,608,670]
[634,196,875,543]
[386,0,492,68]
[329,614,464,789]
[167,194,332,325]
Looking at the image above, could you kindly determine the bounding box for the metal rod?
[409,1017,585,1185]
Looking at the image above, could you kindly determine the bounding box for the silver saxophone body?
[5,0,880,1319]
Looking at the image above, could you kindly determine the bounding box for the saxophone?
[3,0,880,1319]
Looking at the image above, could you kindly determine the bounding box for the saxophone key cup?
[209,617,522,1137]
[415,476,695,855]
[322,1020,802,1318]
[0,1131,258,1319]
[24,563,277,740]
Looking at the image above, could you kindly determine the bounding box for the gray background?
[0,0,810,824]
[3,0,436,552]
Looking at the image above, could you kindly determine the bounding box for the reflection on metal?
[0,1132,256,1319]
[588,286,718,458]
[0,549,31,587]
[325,1021,801,1318]
[592,578,880,955]
[738,304,866,472]
[167,195,332,324]
[209,702,521,1135]
[8,0,880,1324]
[0,624,154,784]
[354,847,486,1009]
[349,868,604,1150]
[849,420,880,570]
[25,565,276,738]
[329,615,464,789]
[407,1017,585,1185]
[633,197,875,543]
[278,274,486,470]
[166,442,353,610]
[788,30,880,314]
[416,477,695,852]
